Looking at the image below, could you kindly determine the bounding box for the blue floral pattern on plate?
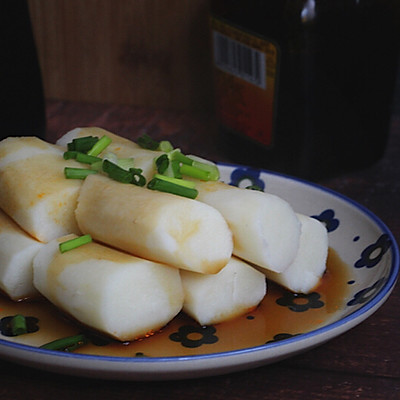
[347,278,387,306]
[311,209,340,232]
[276,292,325,312]
[169,325,219,348]
[228,166,266,191]
[354,234,392,269]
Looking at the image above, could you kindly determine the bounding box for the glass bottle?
[210,0,400,180]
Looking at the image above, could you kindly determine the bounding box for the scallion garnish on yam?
[63,151,102,164]
[155,149,219,182]
[76,153,103,164]
[137,133,173,152]
[59,234,92,253]
[64,135,146,186]
[180,163,210,181]
[137,133,160,150]
[64,167,98,179]
[86,135,112,157]
[67,136,99,153]
[147,174,198,199]
[102,160,146,186]
[159,140,173,152]
[63,133,219,198]
[155,154,170,174]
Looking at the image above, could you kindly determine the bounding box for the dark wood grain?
[28,0,213,112]
[0,98,399,399]
[1,350,399,400]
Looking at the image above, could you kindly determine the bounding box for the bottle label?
[211,17,279,147]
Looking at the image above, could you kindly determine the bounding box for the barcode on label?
[213,31,266,89]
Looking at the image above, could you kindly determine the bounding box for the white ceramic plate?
[0,164,398,381]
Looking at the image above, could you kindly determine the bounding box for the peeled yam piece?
[56,127,164,181]
[195,181,301,273]
[75,174,233,274]
[0,137,82,242]
[33,234,184,341]
[262,214,328,293]
[0,209,43,300]
[181,257,266,326]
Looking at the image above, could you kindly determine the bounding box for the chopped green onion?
[180,164,211,181]
[130,168,147,186]
[155,154,169,174]
[148,179,198,199]
[137,134,174,152]
[103,160,135,183]
[67,136,99,153]
[59,234,92,253]
[152,173,196,188]
[76,153,102,164]
[64,167,98,179]
[63,151,103,165]
[191,160,219,181]
[90,160,103,171]
[11,314,28,336]
[86,135,112,156]
[169,149,193,165]
[63,150,79,160]
[147,174,198,199]
[165,159,182,178]
[102,160,146,186]
[40,333,88,352]
[159,140,173,152]
[155,154,182,178]
[137,133,159,150]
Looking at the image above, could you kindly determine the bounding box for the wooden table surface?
[0,99,399,399]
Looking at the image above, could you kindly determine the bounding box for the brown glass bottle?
[210,0,400,180]
[0,0,46,140]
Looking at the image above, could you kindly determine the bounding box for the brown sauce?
[0,248,351,357]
